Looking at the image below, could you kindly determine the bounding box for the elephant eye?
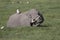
[29,15,32,18]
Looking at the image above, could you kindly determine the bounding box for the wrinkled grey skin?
[7,9,44,27]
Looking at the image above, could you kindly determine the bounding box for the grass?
[0,0,60,40]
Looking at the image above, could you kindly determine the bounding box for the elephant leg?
[30,21,37,26]
[30,22,33,26]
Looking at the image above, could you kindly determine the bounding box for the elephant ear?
[38,11,44,24]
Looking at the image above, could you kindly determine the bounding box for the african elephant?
[7,9,44,27]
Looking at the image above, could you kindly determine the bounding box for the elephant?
[7,9,44,27]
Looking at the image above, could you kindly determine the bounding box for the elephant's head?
[28,9,44,26]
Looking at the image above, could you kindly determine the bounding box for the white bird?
[1,26,4,29]
[16,9,20,14]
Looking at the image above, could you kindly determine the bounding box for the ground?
[0,0,60,40]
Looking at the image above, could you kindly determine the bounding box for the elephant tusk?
[31,16,40,23]
[35,16,40,21]
[31,19,35,23]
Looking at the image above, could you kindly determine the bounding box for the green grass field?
[0,0,60,40]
